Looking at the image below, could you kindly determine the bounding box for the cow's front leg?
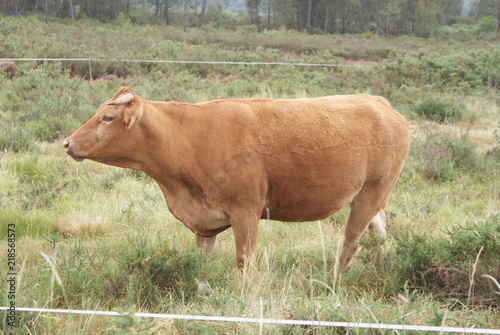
[196,234,217,256]
[230,212,259,269]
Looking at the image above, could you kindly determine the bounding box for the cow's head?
[63,87,144,168]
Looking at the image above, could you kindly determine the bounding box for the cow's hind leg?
[338,181,393,271]
[356,209,388,257]
[368,210,387,239]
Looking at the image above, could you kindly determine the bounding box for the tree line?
[2,0,499,36]
[266,0,498,36]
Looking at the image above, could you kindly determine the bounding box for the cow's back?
[239,94,410,221]
[249,94,405,151]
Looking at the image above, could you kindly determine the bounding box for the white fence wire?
[1,307,500,333]
[1,57,360,67]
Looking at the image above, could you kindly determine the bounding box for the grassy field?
[0,16,499,334]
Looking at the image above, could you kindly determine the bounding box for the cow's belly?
[263,184,361,222]
[262,160,365,222]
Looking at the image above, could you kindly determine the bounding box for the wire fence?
[1,307,500,333]
[2,57,369,79]
[1,57,363,67]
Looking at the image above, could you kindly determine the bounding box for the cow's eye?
[101,116,113,123]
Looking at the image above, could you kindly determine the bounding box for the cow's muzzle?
[63,138,85,162]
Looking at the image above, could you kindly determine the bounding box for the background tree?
[165,0,171,25]
[198,0,208,27]
[154,0,161,20]
[66,0,75,20]
[376,0,403,37]
[265,0,272,29]
[414,0,440,37]
[471,0,496,17]
[246,0,261,25]
[44,0,49,23]
[183,0,188,31]
[269,0,294,29]
[497,0,500,31]
[306,0,313,33]
[0,0,495,36]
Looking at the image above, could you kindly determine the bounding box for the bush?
[445,214,500,264]
[412,95,463,123]
[34,233,232,310]
[389,214,500,305]
[414,134,497,183]
[385,46,500,91]
[1,154,73,210]
[477,16,497,33]
[0,127,36,152]
[0,67,112,152]
[433,24,477,41]
[391,226,443,280]
[105,236,231,309]
[432,22,498,41]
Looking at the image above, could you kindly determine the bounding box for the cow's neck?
[137,101,200,189]
[135,101,216,223]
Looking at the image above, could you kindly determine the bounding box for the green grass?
[0,16,499,334]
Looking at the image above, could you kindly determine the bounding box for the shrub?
[35,233,231,310]
[412,95,463,123]
[105,235,231,309]
[445,214,500,265]
[391,226,443,281]
[413,134,497,183]
[389,214,500,305]
[414,139,453,182]
[0,66,114,152]
[0,127,36,152]
[385,46,500,91]
[2,154,72,210]
[433,24,477,41]
[477,16,497,33]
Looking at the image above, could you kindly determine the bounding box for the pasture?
[0,16,499,334]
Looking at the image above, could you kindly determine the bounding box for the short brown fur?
[64,87,411,270]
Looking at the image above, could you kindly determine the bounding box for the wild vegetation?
[0,15,499,334]
[1,0,499,37]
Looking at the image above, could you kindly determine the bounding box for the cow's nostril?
[63,139,71,150]
[63,138,84,161]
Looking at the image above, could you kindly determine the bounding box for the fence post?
[88,58,92,80]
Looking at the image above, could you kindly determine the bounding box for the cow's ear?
[122,101,143,129]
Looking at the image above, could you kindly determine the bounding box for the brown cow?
[64,87,411,270]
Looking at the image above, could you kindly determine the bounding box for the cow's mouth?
[63,139,85,162]
[68,153,85,162]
